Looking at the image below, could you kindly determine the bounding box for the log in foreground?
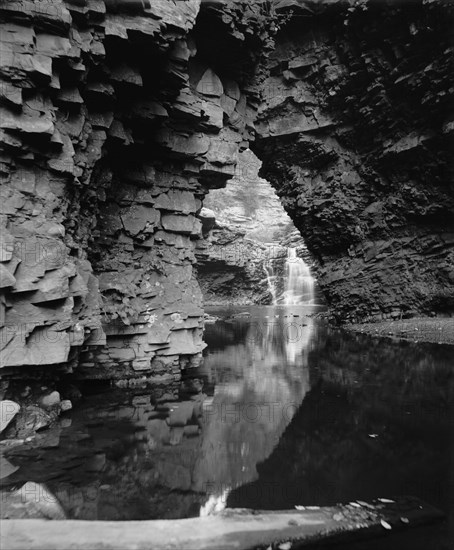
[1,497,444,550]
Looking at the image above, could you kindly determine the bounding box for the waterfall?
[283,248,314,306]
[264,263,278,306]
[264,247,315,305]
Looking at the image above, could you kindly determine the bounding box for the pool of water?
[1,305,453,546]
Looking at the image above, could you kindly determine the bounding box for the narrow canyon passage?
[197,149,321,307]
[0,1,453,549]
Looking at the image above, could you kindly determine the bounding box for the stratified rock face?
[1,0,453,380]
[0,0,272,378]
[253,0,454,322]
[204,149,294,243]
[196,222,283,305]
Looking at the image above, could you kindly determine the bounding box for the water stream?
[283,248,315,306]
[265,247,315,306]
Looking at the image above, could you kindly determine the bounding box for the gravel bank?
[346,318,454,345]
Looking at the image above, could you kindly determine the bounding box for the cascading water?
[264,262,278,306]
[283,248,314,305]
[264,247,315,305]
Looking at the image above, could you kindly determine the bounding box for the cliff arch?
[0,0,452,380]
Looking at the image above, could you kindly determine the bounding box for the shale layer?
[1,0,453,379]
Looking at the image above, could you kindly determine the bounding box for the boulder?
[2,481,66,519]
[0,400,20,433]
[60,399,72,412]
[40,391,61,409]
[13,405,52,437]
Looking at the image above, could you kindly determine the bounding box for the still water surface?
[1,306,452,545]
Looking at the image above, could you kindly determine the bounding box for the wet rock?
[0,400,20,433]
[40,391,61,409]
[60,399,72,412]
[0,456,19,480]
[0,0,270,382]
[13,405,52,438]
[60,417,72,428]
[1,481,66,520]
[253,1,454,322]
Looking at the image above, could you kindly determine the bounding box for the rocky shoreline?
[345,317,454,346]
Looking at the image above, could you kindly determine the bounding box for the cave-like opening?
[198,149,323,307]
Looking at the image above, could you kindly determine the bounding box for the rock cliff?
[253,0,454,322]
[0,0,452,380]
[0,0,275,379]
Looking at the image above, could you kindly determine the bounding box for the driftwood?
[1,496,444,550]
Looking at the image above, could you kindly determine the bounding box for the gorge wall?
[253,0,454,322]
[0,0,271,380]
[1,0,453,380]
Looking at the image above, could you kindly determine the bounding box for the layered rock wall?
[254,0,454,322]
[0,0,272,379]
[1,0,453,381]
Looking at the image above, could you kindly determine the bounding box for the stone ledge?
[0,497,444,550]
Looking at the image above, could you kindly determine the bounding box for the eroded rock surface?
[0,0,452,381]
[254,0,454,322]
[0,0,273,378]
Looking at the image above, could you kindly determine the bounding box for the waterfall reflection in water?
[196,305,315,513]
[0,305,316,521]
[1,305,452,541]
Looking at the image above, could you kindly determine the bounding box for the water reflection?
[1,305,452,536]
[1,305,318,520]
[194,305,317,511]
